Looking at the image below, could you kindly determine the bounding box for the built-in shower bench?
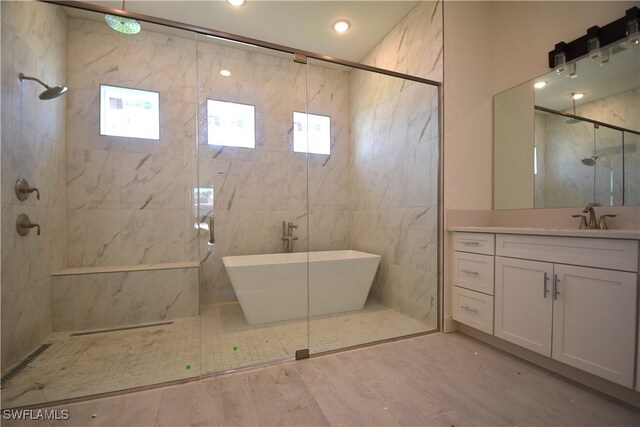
[51,262,200,332]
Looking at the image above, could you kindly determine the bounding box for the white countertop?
[447,226,640,240]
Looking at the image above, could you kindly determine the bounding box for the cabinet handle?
[460,305,479,314]
[460,241,480,246]
[553,274,560,300]
[543,272,549,298]
[460,269,479,275]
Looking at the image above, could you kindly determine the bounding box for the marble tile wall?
[52,267,199,331]
[1,1,68,371]
[197,42,351,305]
[65,17,199,268]
[349,1,442,328]
[536,88,639,208]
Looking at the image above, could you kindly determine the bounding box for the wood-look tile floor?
[4,332,639,427]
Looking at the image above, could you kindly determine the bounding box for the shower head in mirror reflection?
[18,73,67,100]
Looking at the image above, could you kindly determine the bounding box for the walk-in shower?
[1,0,442,409]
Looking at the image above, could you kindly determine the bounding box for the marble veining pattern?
[348,1,441,327]
[536,88,639,208]
[52,267,199,332]
[65,17,198,268]
[1,0,68,371]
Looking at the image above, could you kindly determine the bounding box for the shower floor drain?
[70,321,174,336]
[1,343,53,386]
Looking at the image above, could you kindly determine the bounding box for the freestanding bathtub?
[222,250,381,325]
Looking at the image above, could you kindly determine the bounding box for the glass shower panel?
[1,2,201,409]
[541,117,595,208]
[306,59,439,355]
[594,125,624,206]
[623,131,640,205]
[196,35,309,374]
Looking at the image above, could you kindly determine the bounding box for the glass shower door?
[306,59,439,355]
[196,35,310,374]
[594,125,624,206]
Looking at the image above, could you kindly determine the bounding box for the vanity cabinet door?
[495,257,553,357]
[552,265,637,388]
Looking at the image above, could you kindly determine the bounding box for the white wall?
[443,0,639,211]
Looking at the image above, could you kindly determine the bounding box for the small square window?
[207,100,255,148]
[293,112,330,155]
[100,85,160,140]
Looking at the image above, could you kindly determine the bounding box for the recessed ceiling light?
[220,69,231,77]
[572,93,585,100]
[227,0,245,6]
[333,20,350,33]
[533,81,547,89]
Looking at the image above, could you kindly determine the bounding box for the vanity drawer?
[452,286,494,334]
[452,251,494,295]
[496,234,638,272]
[453,232,495,255]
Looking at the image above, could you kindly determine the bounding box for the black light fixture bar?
[548,6,639,68]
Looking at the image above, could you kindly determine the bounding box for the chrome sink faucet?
[281,221,298,253]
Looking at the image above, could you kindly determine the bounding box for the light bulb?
[554,52,566,75]
[572,93,584,100]
[534,81,547,89]
[333,20,350,33]
[227,0,245,7]
[220,70,231,77]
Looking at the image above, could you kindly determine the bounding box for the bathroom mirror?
[493,39,640,209]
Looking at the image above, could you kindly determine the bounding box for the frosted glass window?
[207,100,255,148]
[100,85,159,140]
[293,112,330,155]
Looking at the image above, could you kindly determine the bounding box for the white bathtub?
[222,250,381,325]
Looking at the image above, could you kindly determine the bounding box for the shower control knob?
[16,213,41,236]
[15,178,40,201]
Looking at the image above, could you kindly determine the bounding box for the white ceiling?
[73,1,420,62]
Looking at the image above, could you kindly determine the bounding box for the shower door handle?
[209,216,215,244]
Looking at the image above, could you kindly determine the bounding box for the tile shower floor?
[1,299,432,408]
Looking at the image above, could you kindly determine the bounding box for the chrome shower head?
[18,73,68,100]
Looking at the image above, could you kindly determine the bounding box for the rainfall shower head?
[18,73,68,100]
[581,156,597,166]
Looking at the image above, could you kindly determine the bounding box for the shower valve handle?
[15,178,40,201]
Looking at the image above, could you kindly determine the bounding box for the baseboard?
[443,315,458,333]
[458,324,640,408]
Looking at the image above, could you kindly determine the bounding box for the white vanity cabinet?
[451,230,639,389]
[451,232,495,334]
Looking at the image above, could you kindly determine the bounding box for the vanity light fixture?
[549,7,638,69]
[627,17,639,46]
[227,0,245,6]
[534,81,547,89]
[587,26,610,66]
[554,49,566,75]
[333,20,351,33]
[572,92,584,100]
[220,70,231,77]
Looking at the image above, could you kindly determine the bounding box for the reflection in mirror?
[494,37,639,209]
